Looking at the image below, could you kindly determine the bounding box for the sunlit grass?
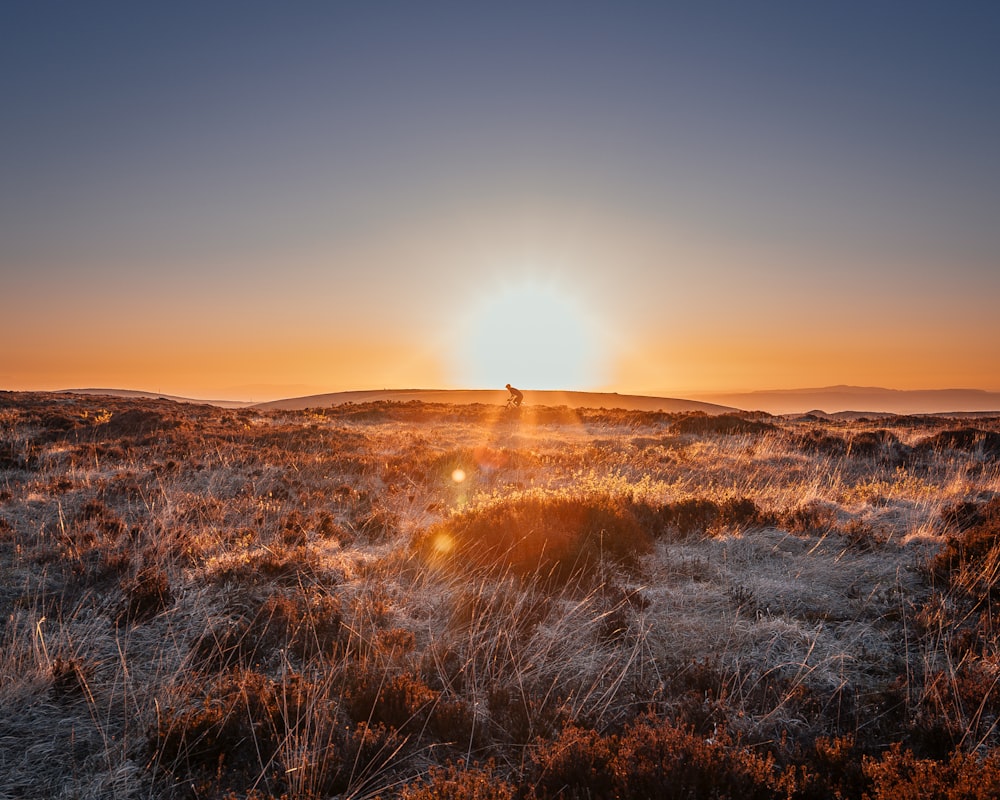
[1,393,1000,797]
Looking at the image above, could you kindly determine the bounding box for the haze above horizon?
[3,2,999,401]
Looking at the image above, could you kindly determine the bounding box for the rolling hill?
[252,388,736,414]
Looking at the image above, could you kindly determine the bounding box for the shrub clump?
[645,497,764,540]
[928,498,1000,597]
[97,407,183,442]
[195,589,345,670]
[613,717,782,800]
[527,723,615,799]
[916,428,1000,459]
[118,564,173,625]
[525,716,784,800]
[863,743,1000,799]
[671,413,776,436]
[344,670,440,731]
[150,669,291,795]
[399,760,515,800]
[794,430,848,457]
[415,494,653,586]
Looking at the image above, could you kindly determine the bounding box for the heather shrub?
[415,494,653,587]
[927,500,1000,596]
[864,743,1000,799]
[487,684,565,746]
[939,498,996,532]
[118,563,173,625]
[794,430,848,457]
[96,407,183,442]
[421,641,467,694]
[648,496,763,539]
[48,655,93,701]
[612,716,782,800]
[398,760,515,800]
[915,428,1000,459]
[211,541,327,586]
[351,504,400,542]
[193,589,344,672]
[0,439,35,470]
[150,669,290,796]
[329,721,407,796]
[779,500,837,534]
[672,413,776,436]
[447,579,552,640]
[344,670,439,730]
[913,664,1000,754]
[795,735,868,800]
[527,723,616,799]
[839,518,888,552]
[660,497,721,537]
[358,637,478,747]
[426,695,479,748]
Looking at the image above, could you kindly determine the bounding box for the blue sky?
[2,2,998,398]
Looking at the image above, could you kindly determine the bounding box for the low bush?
[398,760,515,800]
[118,563,172,625]
[344,670,439,731]
[196,589,345,670]
[863,743,1000,799]
[927,499,1000,596]
[612,717,783,800]
[794,430,848,457]
[916,428,1000,459]
[150,669,290,796]
[49,655,92,701]
[779,501,838,534]
[527,723,616,799]
[672,413,776,436]
[647,496,764,539]
[525,716,785,800]
[96,407,183,442]
[415,494,653,587]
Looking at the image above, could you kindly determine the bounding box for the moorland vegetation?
[2,392,1000,798]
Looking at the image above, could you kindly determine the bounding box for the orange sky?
[3,5,999,401]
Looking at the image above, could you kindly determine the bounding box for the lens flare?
[451,468,466,483]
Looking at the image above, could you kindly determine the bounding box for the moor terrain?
[2,392,1000,799]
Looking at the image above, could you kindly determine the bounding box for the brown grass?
[1,391,1000,797]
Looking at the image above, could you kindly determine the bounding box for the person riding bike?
[505,383,523,408]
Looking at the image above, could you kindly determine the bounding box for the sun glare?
[453,280,605,390]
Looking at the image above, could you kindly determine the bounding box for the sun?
[451,280,606,390]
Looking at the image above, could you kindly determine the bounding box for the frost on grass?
[1,392,999,798]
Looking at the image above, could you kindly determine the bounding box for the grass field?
[2,392,1000,798]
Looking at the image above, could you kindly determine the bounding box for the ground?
[2,392,1000,799]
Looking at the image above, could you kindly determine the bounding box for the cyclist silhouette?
[505,383,523,408]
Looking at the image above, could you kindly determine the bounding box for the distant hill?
[684,386,1000,416]
[58,388,252,409]
[253,388,736,414]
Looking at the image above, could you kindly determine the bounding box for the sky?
[2,1,999,401]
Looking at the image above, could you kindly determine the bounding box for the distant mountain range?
[684,386,1000,415]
